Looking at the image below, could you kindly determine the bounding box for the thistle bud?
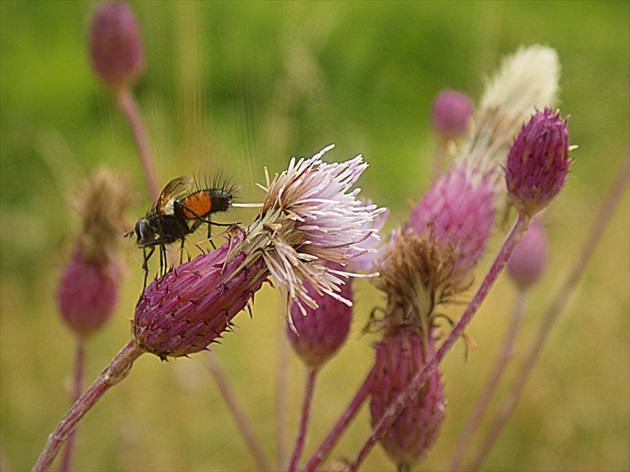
[506,108,571,216]
[287,265,353,369]
[88,2,145,92]
[431,89,474,140]
[133,237,269,359]
[57,169,132,338]
[369,328,445,469]
[507,218,548,289]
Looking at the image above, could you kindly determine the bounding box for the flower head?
[506,108,571,216]
[89,1,145,92]
[58,169,132,338]
[431,89,474,140]
[133,146,386,359]
[369,328,445,468]
[287,263,353,369]
[458,45,560,186]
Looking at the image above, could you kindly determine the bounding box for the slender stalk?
[276,316,290,470]
[431,137,448,181]
[205,353,272,471]
[467,156,630,471]
[302,368,373,472]
[348,214,531,471]
[59,339,87,472]
[115,88,159,201]
[288,367,318,472]
[449,291,526,470]
[32,341,144,472]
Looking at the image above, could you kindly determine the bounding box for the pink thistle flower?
[89,2,145,92]
[431,89,474,140]
[133,146,386,359]
[406,163,496,292]
[57,169,133,338]
[369,327,445,469]
[506,108,572,216]
[507,218,548,289]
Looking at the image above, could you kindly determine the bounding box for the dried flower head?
[458,45,560,187]
[89,1,145,92]
[133,146,386,359]
[431,89,474,140]
[506,108,572,216]
[507,218,548,288]
[370,328,445,469]
[58,169,133,338]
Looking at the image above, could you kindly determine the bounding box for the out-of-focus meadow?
[1,1,628,471]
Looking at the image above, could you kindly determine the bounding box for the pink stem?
[302,368,374,472]
[32,341,144,472]
[348,214,531,471]
[59,339,87,472]
[115,88,159,201]
[205,353,272,471]
[288,367,318,472]
[449,291,526,470]
[276,318,290,470]
[466,156,630,471]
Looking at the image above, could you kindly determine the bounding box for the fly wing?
[155,175,194,215]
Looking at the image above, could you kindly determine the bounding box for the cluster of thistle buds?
[45,2,577,469]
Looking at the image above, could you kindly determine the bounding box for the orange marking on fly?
[180,191,213,219]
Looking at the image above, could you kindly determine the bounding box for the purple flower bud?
[507,218,548,288]
[506,108,571,216]
[58,249,119,338]
[287,264,353,369]
[89,2,145,92]
[431,89,474,139]
[370,328,445,468]
[57,170,132,338]
[133,236,269,359]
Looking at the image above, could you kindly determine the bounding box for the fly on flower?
[127,175,236,288]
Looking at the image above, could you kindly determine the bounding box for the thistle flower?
[506,108,571,216]
[369,327,445,470]
[507,218,548,288]
[89,1,145,92]
[58,169,133,338]
[133,146,386,359]
[458,45,560,184]
[431,89,474,140]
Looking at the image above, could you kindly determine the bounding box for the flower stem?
[288,367,318,472]
[32,341,144,472]
[348,214,531,471]
[59,339,87,472]
[115,88,159,201]
[276,315,290,470]
[302,368,373,472]
[205,353,272,471]
[466,156,630,471]
[448,290,526,470]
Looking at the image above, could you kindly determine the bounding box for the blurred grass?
[1,1,628,471]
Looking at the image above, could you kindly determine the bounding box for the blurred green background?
[1,1,628,471]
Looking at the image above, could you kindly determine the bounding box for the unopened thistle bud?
[133,146,386,359]
[58,170,133,338]
[506,108,571,216]
[369,328,445,469]
[89,1,145,92]
[287,264,353,369]
[431,89,474,140]
[507,218,548,289]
